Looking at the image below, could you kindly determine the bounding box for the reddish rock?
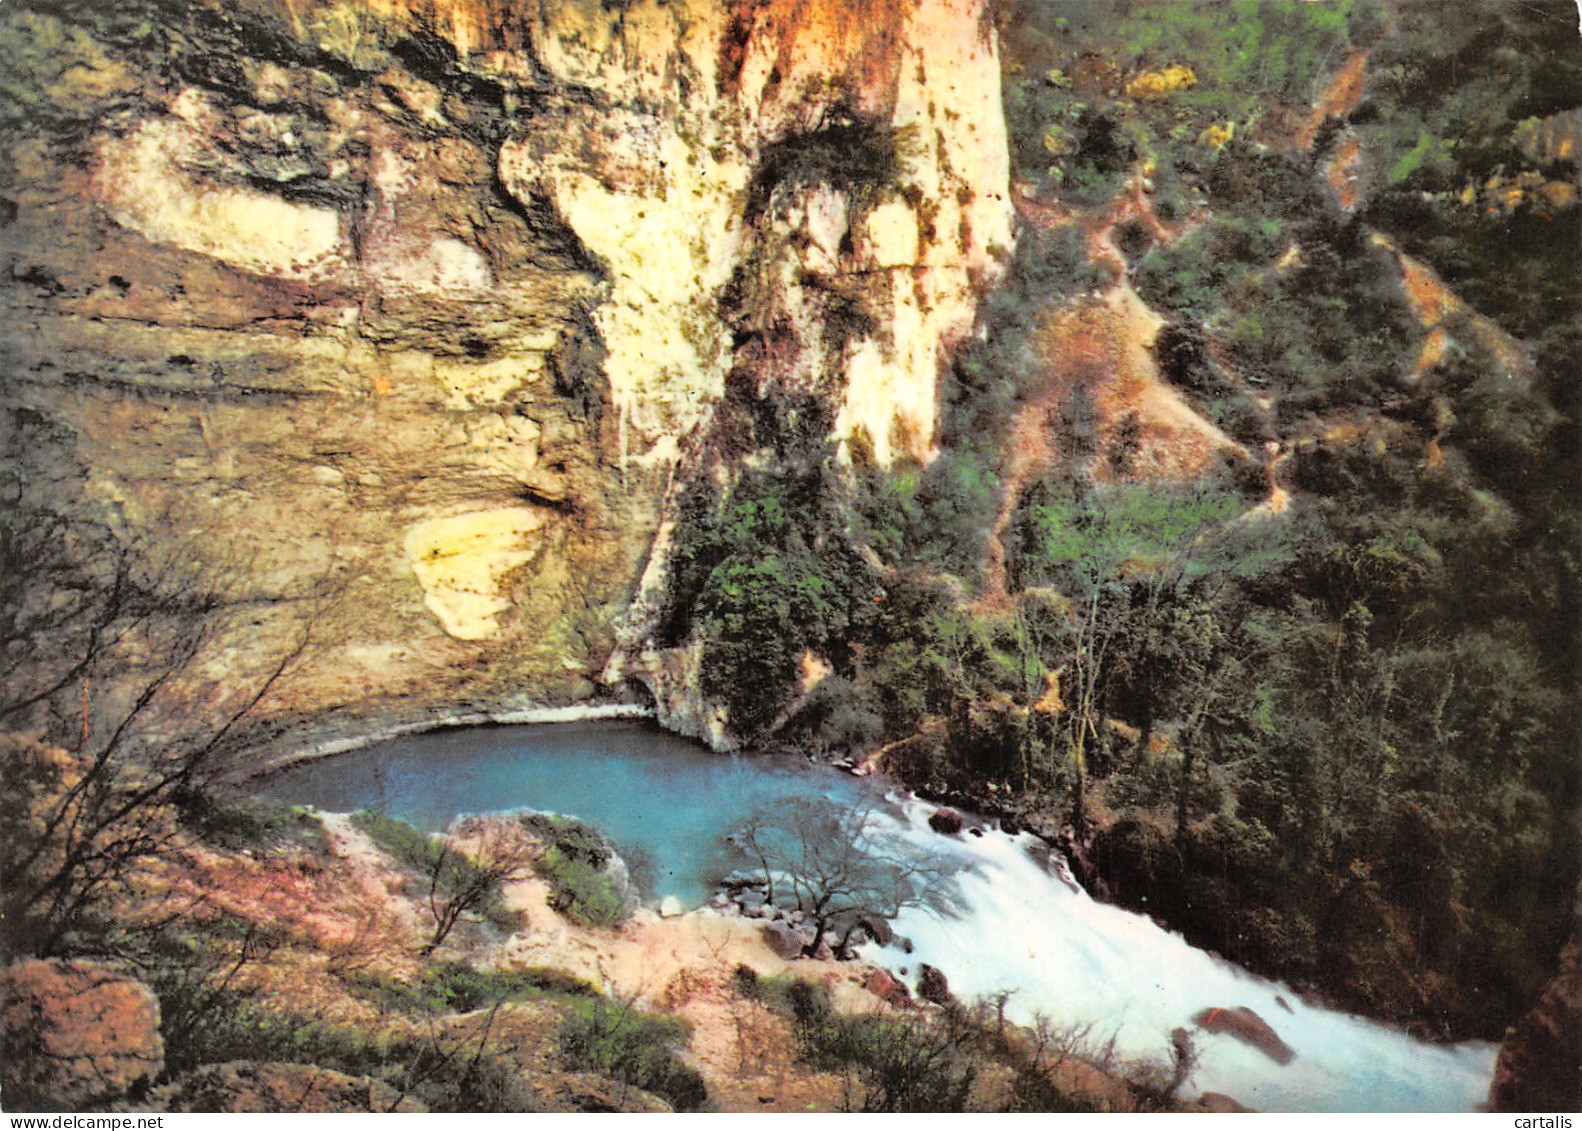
[1488,927,1581,1113]
[1198,1091,1256,1112]
[1,959,165,1110]
[1193,1006,1296,1066]
[863,967,912,1009]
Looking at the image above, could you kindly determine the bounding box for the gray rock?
[858,914,895,947]
[761,920,804,960]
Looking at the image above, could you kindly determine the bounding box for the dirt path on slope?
[491,878,887,1110]
[981,183,1245,604]
[1296,49,1370,151]
[1372,232,1534,385]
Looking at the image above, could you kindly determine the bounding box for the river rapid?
[253,719,1497,1113]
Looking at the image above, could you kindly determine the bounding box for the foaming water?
[859,795,1498,1113]
[254,721,1497,1112]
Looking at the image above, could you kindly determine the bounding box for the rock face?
[1192,1006,1296,1066]
[0,0,1011,755]
[916,963,952,1005]
[761,920,805,961]
[148,1061,427,1113]
[0,959,165,1111]
[1488,926,1581,1113]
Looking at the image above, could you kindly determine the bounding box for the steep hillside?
[643,0,1577,1038]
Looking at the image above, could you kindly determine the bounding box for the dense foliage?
[556,999,708,1111]
[656,0,1579,1038]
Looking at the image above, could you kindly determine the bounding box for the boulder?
[928,809,964,835]
[1192,1006,1296,1065]
[658,895,684,919]
[1198,1091,1256,1113]
[1488,927,1581,1112]
[761,921,804,961]
[916,964,953,1005]
[1,958,164,1110]
[829,909,892,950]
[857,914,894,947]
[863,968,912,1009]
[149,1061,428,1113]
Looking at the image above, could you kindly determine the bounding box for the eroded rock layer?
[0,0,1011,750]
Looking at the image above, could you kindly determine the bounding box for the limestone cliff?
[0,0,1011,753]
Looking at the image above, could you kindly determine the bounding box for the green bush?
[350,810,441,869]
[178,792,321,852]
[764,979,976,1112]
[662,465,880,738]
[154,971,537,1111]
[517,814,632,928]
[347,961,597,1015]
[349,811,523,946]
[556,999,708,1111]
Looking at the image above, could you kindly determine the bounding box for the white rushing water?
[255,720,1499,1113]
[858,795,1498,1113]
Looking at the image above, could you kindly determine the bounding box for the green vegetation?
[661,464,881,738]
[347,961,597,1016]
[144,926,538,1112]
[177,793,323,853]
[1357,2,1581,338]
[745,975,1149,1112]
[516,813,633,929]
[998,0,1355,195]
[556,998,708,1111]
[350,811,527,950]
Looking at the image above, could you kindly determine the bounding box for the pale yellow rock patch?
[94,120,345,278]
[404,507,551,640]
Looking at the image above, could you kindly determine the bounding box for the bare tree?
[420,819,536,954]
[0,507,321,958]
[731,797,955,958]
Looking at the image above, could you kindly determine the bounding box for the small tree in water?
[730,798,954,958]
